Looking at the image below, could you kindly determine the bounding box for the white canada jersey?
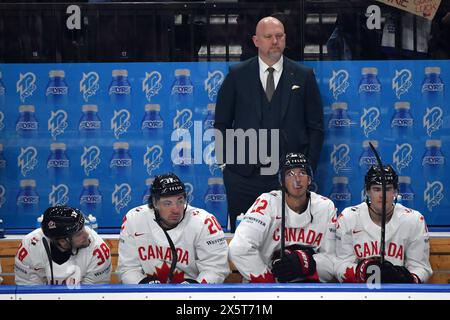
[229,190,337,282]
[335,202,432,283]
[117,205,230,284]
[15,228,112,285]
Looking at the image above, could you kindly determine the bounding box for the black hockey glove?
[355,257,381,283]
[272,248,316,283]
[381,261,418,283]
[181,279,199,284]
[139,275,161,284]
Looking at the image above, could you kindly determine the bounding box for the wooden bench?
[1,236,449,285]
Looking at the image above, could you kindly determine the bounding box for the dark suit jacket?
[214,56,324,177]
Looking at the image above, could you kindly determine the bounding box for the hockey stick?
[368,142,386,264]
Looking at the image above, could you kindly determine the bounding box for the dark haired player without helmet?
[15,206,111,285]
[335,165,433,283]
[118,173,229,284]
[229,153,337,283]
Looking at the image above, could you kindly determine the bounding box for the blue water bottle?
[16,179,39,215]
[204,177,228,228]
[172,141,194,178]
[47,143,70,183]
[79,104,102,139]
[359,67,381,108]
[170,69,194,109]
[421,67,444,108]
[328,102,351,139]
[359,140,378,173]
[391,102,414,139]
[142,177,154,204]
[87,214,98,231]
[109,69,131,109]
[422,139,445,181]
[0,144,5,170]
[45,70,68,107]
[398,176,414,208]
[110,142,133,180]
[204,103,216,130]
[141,104,164,143]
[329,176,351,214]
[16,105,38,139]
[79,178,103,219]
[0,70,5,108]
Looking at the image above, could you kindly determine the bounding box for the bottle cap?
[426,140,441,148]
[82,104,98,112]
[20,179,36,187]
[331,102,348,110]
[175,69,190,76]
[363,140,378,148]
[83,178,99,187]
[394,102,410,110]
[398,176,411,184]
[50,143,66,151]
[19,105,35,113]
[208,177,224,185]
[113,142,129,150]
[207,103,216,111]
[333,176,348,184]
[362,67,378,75]
[145,104,160,111]
[112,69,128,77]
[425,67,440,75]
[49,70,65,78]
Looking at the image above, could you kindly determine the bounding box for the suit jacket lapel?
[280,58,296,122]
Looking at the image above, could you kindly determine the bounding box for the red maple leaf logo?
[150,261,185,283]
[342,266,356,283]
[249,271,275,283]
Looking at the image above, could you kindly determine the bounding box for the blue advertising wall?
[0,60,448,231]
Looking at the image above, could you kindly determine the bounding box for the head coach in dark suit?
[214,16,324,232]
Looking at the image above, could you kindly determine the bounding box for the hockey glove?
[381,261,418,283]
[139,275,161,284]
[355,257,381,283]
[272,248,316,283]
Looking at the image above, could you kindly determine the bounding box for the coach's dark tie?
[266,67,275,102]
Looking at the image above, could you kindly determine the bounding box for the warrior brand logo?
[17,72,37,103]
[80,72,100,102]
[424,107,443,137]
[329,70,349,100]
[173,109,193,130]
[112,183,131,214]
[81,146,101,176]
[204,70,224,101]
[18,147,38,176]
[185,183,194,203]
[49,184,69,206]
[393,144,413,173]
[360,107,380,137]
[144,145,163,176]
[392,69,412,99]
[0,111,4,131]
[330,144,350,174]
[424,181,444,211]
[111,109,131,139]
[142,71,162,102]
[0,185,5,208]
[48,110,68,140]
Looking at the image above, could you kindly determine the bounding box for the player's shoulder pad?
[22,228,45,247]
[396,204,426,223]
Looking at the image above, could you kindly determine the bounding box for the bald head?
[253,17,286,65]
